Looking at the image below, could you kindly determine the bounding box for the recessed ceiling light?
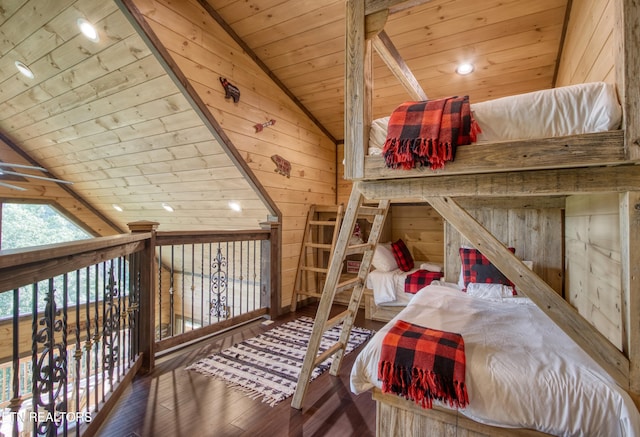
[15,61,34,79]
[162,202,174,212]
[77,18,99,42]
[229,201,242,212]
[456,62,474,75]
[112,204,123,212]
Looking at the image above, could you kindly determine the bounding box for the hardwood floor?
[95,304,385,437]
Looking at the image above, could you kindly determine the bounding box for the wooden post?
[345,0,370,180]
[261,220,281,318]
[620,192,640,404]
[615,0,640,161]
[127,220,158,373]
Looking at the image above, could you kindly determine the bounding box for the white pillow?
[419,262,443,272]
[466,283,514,299]
[371,243,397,272]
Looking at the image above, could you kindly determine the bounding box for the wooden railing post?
[261,220,281,318]
[128,220,158,373]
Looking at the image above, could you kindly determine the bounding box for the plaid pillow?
[459,247,515,291]
[391,239,414,272]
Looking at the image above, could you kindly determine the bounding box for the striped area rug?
[186,316,374,406]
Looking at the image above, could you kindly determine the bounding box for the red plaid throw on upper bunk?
[378,320,469,410]
[382,96,479,170]
[404,270,444,294]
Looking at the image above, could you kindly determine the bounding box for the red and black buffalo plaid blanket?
[404,270,443,294]
[378,320,469,410]
[382,96,479,170]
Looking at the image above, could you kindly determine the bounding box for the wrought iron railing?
[0,221,280,436]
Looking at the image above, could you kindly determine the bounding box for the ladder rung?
[357,206,386,217]
[324,309,351,331]
[309,220,338,226]
[301,266,328,273]
[336,276,361,293]
[313,341,345,367]
[313,205,342,213]
[345,243,373,256]
[306,243,332,249]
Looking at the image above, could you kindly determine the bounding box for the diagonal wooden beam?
[372,30,427,101]
[425,195,629,388]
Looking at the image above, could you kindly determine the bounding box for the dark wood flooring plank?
[95,304,383,437]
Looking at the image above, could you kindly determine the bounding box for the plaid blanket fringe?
[378,320,469,410]
[382,96,479,170]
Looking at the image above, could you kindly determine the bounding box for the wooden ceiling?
[0,0,569,234]
[205,0,570,142]
[0,0,272,234]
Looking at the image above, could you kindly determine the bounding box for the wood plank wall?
[386,204,444,264]
[444,201,564,295]
[129,0,338,309]
[565,194,622,349]
[555,0,616,86]
[555,0,621,347]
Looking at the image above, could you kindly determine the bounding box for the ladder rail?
[291,204,343,311]
[291,184,389,409]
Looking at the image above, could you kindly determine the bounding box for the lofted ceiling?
[0,0,569,235]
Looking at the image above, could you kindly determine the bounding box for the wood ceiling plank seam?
[568,0,614,85]
[0,0,28,27]
[387,10,565,63]
[250,18,344,60]
[0,0,76,57]
[186,79,336,153]
[52,126,219,163]
[0,3,117,81]
[17,92,193,147]
[264,35,344,72]
[239,3,345,49]
[196,109,338,165]
[215,0,334,37]
[0,9,139,100]
[209,0,291,26]
[0,35,154,117]
[192,0,337,143]
[9,75,180,141]
[29,110,205,158]
[0,54,164,129]
[386,0,565,38]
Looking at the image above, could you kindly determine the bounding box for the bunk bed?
[342,0,640,435]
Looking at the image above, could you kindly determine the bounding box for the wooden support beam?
[615,0,640,160]
[365,10,388,39]
[425,196,629,388]
[621,192,640,400]
[358,164,640,200]
[345,0,371,179]
[372,30,427,101]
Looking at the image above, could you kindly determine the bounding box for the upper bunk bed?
[341,0,640,427]
[343,0,640,183]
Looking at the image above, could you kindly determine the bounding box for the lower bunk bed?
[350,284,640,436]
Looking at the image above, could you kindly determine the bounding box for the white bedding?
[369,81,622,154]
[366,265,431,306]
[350,285,640,436]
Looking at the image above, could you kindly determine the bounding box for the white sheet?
[369,82,622,153]
[366,265,431,306]
[350,285,640,437]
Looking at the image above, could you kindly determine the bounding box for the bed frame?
[344,0,640,434]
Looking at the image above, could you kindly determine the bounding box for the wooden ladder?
[291,186,390,409]
[290,204,344,312]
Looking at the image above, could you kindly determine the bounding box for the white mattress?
[369,81,622,153]
[350,285,640,436]
[366,265,431,306]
